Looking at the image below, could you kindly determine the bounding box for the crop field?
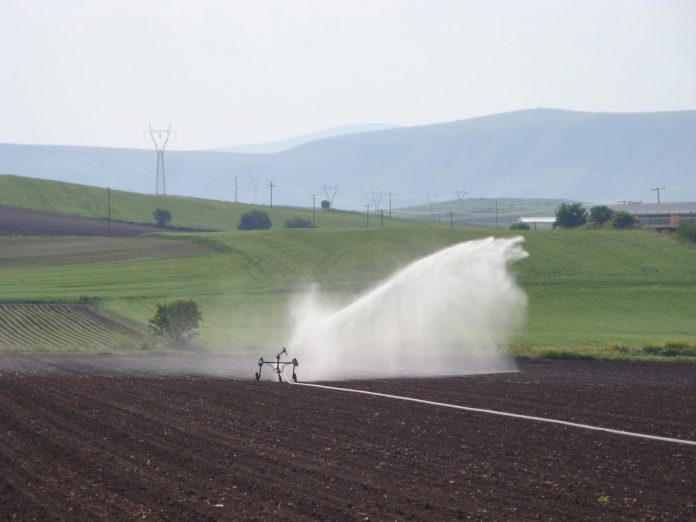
[0,224,694,355]
[0,304,143,352]
[0,358,694,519]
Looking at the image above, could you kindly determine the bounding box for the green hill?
[0,175,403,231]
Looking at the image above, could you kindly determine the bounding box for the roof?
[608,202,696,215]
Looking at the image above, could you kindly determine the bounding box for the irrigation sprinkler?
[255,347,298,383]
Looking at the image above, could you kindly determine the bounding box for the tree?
[676,220,696,244]
[285,217,314,229]
[149,299,202,347]
[321,199,331,210]
[589,205,614,226]
[611,211,638,229]
[554,203,588,229]
[238,210,272,230]
[509,222,530,230]
[153,208,172,228]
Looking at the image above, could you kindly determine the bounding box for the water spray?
[288,236,528,380]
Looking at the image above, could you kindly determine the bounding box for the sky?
[1,0,695,150]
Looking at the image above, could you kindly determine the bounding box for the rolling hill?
[2,108,695,209]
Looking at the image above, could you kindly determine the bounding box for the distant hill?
[2,109,695,209]
[212,123,398,153]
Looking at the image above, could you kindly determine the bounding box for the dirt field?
[0,204,210,236]
[0,358,694,520]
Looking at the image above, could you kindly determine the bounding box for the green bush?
[285,217,314,229]
[611,211,638,229]
[675,219,696,244]
[238,210,272,230]
[509,222,530,230]
[153,208,172,228]
[589,205,614,226]
[149,299,202,347]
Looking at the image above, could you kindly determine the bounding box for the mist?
[288,236,528,381]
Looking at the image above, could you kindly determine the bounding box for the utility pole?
[269,180,275,208]
[651,186,665,204]
[364,203,370,228]
[107,187,111,237]
[234,177,238,203]
[380,209,384,229]
[311,193,318,225]
[388,192,394,217]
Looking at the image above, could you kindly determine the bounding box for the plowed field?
[0,358,694,520]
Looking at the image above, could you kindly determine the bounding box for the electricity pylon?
[148,124,174,196]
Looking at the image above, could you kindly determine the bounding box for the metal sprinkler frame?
[255,347,298,383]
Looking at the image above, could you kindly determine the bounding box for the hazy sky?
[1,0,695,150]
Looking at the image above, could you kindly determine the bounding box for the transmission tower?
[322,183,339,208]
[454,188,467,208]
[368,188,384,212]
[426,193,438,213]
[147,124,174,196]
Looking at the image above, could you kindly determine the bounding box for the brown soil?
[0,204,210,236]
[0,358,694,520]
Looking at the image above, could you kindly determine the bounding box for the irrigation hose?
[281,372,696,447]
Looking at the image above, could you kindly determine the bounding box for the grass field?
[0,174,406,231]
[0,175,694,357]
[0,216,694,356]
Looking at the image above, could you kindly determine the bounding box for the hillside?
[0,175,394,231]
[2,109,695,209]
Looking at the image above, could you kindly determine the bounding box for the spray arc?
[288,236,528,381]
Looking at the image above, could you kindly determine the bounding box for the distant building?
[610,202,696,231]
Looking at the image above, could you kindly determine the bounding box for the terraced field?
[0,304,143,352]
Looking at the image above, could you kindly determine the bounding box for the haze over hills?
[1,108,695,209]
[211,123,398,154]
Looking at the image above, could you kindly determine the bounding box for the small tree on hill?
[149,299,202,347]
[285,217,314,229]
[611,211,638,229]
[153,208,172,228]
[238,210,272,230]
[321,199,331,210]
[589,205,614,227]
[554,203,588,229]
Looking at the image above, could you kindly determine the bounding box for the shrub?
[509,222,530,230]
[149,299,202,347]
[589,205,614,226]
[238,210,272,230]
[321,200,331,210]
[553,202,588,229]
[611,211,638,229]
[153,208,172,228]
[285,217,314,229]
[676,219,696,244]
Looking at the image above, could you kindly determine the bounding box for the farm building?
[609,202,696,231]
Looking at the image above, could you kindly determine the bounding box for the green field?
[0,174,406,230]
[0,220,695,357]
